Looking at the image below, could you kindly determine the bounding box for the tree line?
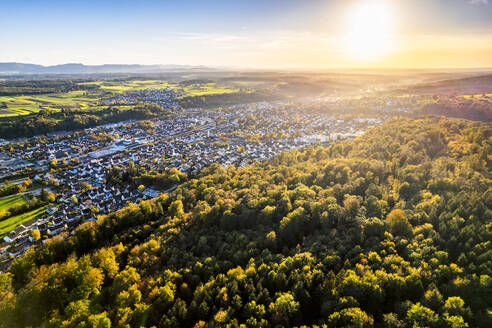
[0,79,98,96]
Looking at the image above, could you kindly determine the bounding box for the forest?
[413,96,492,122]
[0,80,98,96]
[178,91,282,109]
[0,117,490,327]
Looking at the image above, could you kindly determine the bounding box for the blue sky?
[1,0,491,68]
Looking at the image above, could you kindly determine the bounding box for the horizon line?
[1,61,492,73]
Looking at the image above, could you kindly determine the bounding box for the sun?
[344,1,394,61]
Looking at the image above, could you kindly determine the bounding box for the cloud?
[469,0,488,5]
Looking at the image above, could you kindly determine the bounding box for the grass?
[79,80,240,97]
[79,80,177,92]
[461,94,492,99]
[0,91,105,118]
[0,79,241,117]
[0,206,46,237]
[0,96,45,116]
[178,83,239,97]
[0,195,28,212]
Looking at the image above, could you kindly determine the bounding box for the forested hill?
[1,117,491,328]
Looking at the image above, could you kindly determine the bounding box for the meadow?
[0,206,46,237]
[80,79,240,96]
[0,90,103,117]
[78,80,177,92]
[0,79,240,118]
[0,195,28,212]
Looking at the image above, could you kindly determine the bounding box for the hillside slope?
[1,117,491,327]
[395,74,492,95]
[413,97,492,122]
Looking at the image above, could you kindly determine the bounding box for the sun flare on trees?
[344,0,394,62]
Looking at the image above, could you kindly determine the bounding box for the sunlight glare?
[344,0,394,61]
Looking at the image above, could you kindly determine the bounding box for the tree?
[328,307,374,328]
[168,200,184,218]
[31,230,41,241]
[406,303,438,327]
[169,174,180,184]
[386,209,413,238]
[269,293,299,325]
[443,297,467,317]
[382,313,404,328]
[23,179,32,188]
[444,314,469,328]
[48,159,57,169]
[81,182,92,192]
[41,189,55,202]
[344,195,360,217]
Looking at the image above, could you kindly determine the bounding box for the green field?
[80,80,240,96]
[461,93,492,99]
[179,83,239,97]
[0,79,241,118]
[0,95,46,116]
[0,206,46,237]
[79,80,176,92]
[0,90,104,117]
[0,195,28,212]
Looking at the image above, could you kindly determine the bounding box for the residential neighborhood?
[0,96,398,267]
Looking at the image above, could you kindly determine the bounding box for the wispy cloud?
[174,32,247,43]
[166,30,338,52]
[469,0,488,5]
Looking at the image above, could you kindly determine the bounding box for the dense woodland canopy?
[413,96,492,122]
[178,91,282,109]
[0,117,491,327]
[0,80,98,96]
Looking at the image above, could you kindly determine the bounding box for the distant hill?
[414,97,492,122]
[394,74,492,95]
[0,62,214,74]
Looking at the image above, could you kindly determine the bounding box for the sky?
[1,0,492,68]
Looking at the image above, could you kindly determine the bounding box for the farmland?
[0,206,46,237]
[79,79,177,92]
[0,79,240,118]
[80,79,240,96]
[0,195,27,212]
[0,90,104,117]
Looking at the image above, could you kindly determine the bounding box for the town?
[102,88,183,108]
[0,94,404,266]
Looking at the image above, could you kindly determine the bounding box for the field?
[461,93,492,99]
[0,206,46,237]
[0,194,28,212]
[0,79,240,118]
[80,79,240,96]
[0,90,103,117]
[178,83,240,97]
[79,80,177,92]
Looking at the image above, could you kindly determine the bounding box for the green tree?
[406,303,438,328]
[168,200,184,218]
[386,209,413,238]
[269,292,299,325]
[31,229,41,241]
